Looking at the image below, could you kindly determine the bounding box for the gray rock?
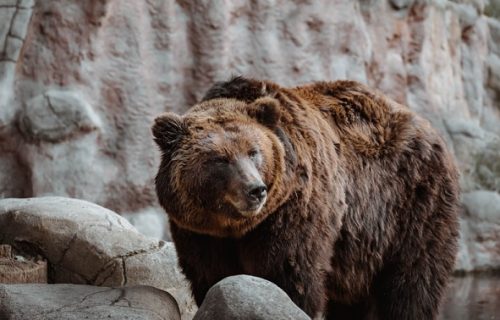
[0,0,16,5]
[122,207,170,240]
[193,275,311,320]
[18,89,101,142]
[455,191,500,272]
[0,197,196,320]
[18,0,34,8]
[0,8,15,49]
[10,8,32,39]
[0,62,16,129]
[463,191,500,222]
[0,284,180,320]
[4,36,23,61]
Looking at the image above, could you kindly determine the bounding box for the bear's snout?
[247,184,267,203]
[243,183,267,212]
[224,158,268,216]
[226,180,267,217]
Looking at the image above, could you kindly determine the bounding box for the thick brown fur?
[153,76,460,319]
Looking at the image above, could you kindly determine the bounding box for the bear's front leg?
[238,209,336,319]
[170,222,243,306]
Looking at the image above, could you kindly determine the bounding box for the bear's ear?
[247,97,281,129]
[152,113,187,152]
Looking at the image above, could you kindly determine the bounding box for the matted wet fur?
[152,76,460,319]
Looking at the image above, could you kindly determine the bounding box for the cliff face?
[0,0,499,271]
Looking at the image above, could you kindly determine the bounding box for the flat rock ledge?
[0,284,180,320]
[0,197,196,319]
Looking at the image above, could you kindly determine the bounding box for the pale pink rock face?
[0,0,498,271]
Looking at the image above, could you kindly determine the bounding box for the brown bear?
[152,77,460,320]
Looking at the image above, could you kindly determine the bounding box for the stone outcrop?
[0,197,196,320]
[0,0,498,267]
[193,275,311,320]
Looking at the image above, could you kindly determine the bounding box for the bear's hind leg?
[326,299,377,320]
[374,240,455,320]
[374,165,459,319]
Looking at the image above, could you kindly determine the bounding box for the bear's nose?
[247,184,267,202]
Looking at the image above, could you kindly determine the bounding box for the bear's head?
[152,97,288,238]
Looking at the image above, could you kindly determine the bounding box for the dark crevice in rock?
[11,238,45,259]
[79,288,114,303]
[89,242,162,285]
[93,259,119,286]
[121,257,128,286]
[111,288,132,307]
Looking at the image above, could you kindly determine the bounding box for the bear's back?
[293,81,420,159]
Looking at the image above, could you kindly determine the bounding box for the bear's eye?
[248,149,259,159]
[212,156,229,165]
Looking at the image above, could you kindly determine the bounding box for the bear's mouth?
[239,199,267,217]
[225,194,267,218]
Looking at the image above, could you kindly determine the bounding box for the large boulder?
[0,197,196,320]
[193,275,311,320]
[0,284,180,320]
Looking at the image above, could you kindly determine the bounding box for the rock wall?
[0,0,499,270]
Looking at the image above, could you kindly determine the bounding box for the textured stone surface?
[0,284,181,320]
[0,0,498,270]
[193,275,311,320]
[122,207,170,240]
[456,191,500,272]
[0,197,196,320]
[18,89,101,142]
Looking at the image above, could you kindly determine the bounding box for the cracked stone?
[4,35,22,61]
[18,0,34,8]
[0,197,195,320]
[0,284,181,320]
[10,8,32,39]
[18,89,102,142]
[125,242,197,319]
[0,7,15,49]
